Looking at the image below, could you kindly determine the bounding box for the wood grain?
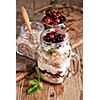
[16,2,83,100]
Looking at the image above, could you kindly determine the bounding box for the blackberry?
[46,33,50,37]
[57,34,62,38]
[59,15,66,23]
[57,37,63,42]
[52,38,56,43]
[43,35,51,42]
[53,32,57,36]
[52,16,56,20]
[45,36,51,42]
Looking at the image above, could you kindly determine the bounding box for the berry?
[45,9,51,15]
[57,34,62,38]
[43,10,66,26]
[52,38,56,43]
[52,16,56,20]
[44,16,51,24]
[57,12,61,17]
[59,15,66,23]
[46,33,50,37]
[62,34,66,39]
[52,21,57,25]
[57,37,63,42]
[56,34,63,43]
[53,32,57,36]
[55,15,59,18]
[55,18,60,24]
[45,36,51,42]
[45,10,53,17]
[53,12,57,17]
[49,33,54,39]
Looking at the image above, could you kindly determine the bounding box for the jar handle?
[69,52,80,76]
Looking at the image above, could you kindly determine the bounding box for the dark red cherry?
[55,18,60,24]
[49,33,54,39]
[44,16,51,24]
[53,11,57,16]
[45,9,51,15]
[62,34,66,39]
[52,21,57,25]
[57,12,61,17]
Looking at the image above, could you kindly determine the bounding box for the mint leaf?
[37,83,43,90]
[26,67,43,94]
[27,85,38,94]
[30,79,39,85]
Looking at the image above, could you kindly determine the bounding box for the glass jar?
[16,22,44,60]
[37,28,79,84]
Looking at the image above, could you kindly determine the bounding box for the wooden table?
[16,4,83,100]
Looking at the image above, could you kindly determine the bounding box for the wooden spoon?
[21,6,32,33]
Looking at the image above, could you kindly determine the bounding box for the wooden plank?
[74,46,83,100]
[16,56,83,100]
[16,1,83,100]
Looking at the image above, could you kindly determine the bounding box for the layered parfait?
[37,28,72,84]
[16,22,44,60]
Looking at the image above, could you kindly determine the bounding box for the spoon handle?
[21,6,32,33]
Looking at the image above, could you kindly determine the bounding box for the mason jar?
[37,28,79,84]
[16,21,44,60]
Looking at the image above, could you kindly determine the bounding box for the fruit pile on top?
[42,9,66,26]
[43,29,66,43]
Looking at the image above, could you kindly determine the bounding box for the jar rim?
[20,21,45,33]
[40,28,69,45]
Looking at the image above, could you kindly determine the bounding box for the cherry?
[52,21,57,25]
[53,11,57,16]
[45,10,53,17]
[43,10,66,26]
[44,16,51,24]
[55,18,60,24]
[49,33,54,39]
[53,32,57,36]
[62,34,66,39]
[55,15,59,18]
[57,12,61,17]
[45,9,51,15]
